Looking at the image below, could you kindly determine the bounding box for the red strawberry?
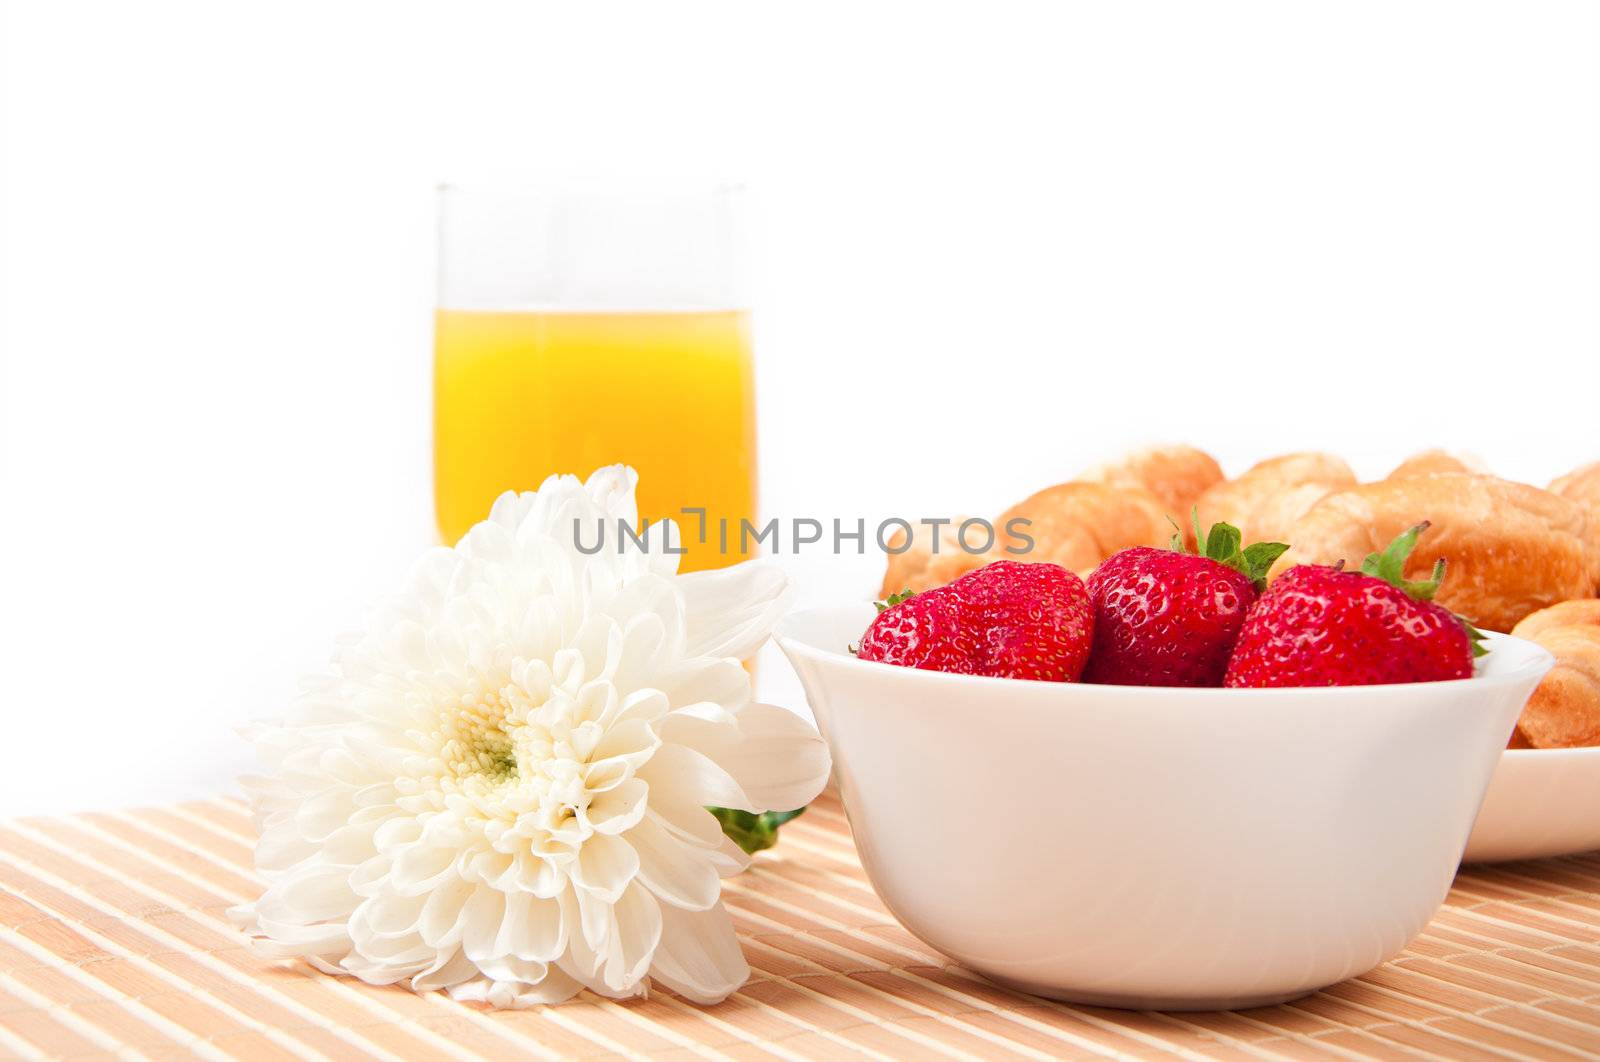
[1224,522,1483,688]
[856,560,1093,682]
[1084,519,1288,686]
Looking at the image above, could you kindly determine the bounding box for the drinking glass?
[434,181,755,572]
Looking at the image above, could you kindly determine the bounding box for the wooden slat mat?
[3,795,1600,1061]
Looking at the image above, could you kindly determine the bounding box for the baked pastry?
[996,482,1168,574]
[1509,600,1600,748]
[1075,445,1224,521]
[880,480,1174,595]
[1193,452,1356,544]
[1552,461,1600,509]
[1551,461,1600,589]
[1387,450,1485,480]
[879,518,994,597]
[1270,475,1597,632]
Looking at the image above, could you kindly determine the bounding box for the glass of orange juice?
[434,182,755,571]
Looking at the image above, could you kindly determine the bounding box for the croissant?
[1550,461,1600,591]
[1387,450,1485,480]
[1075,444,1223,522]
[1551,461,1600,507]
[1508,600,1600,748]
[1193,452,1356,544]
[996,481,1168,575]
[1270,475,1597,632]
[879,518,994,596]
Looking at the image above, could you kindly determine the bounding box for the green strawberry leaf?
[1358,522,1444,600]
[1203,521,1243,563]
[1356,521,1489,658]
[1170,507,1288,593]
[1241,541,1291,583]
[875,588,915,613]
[1167,515,1186,552]
[708,806,806,854]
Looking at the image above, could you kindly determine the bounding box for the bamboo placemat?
[3,794,1600,1061]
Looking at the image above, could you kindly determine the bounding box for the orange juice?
[433,309,757,571]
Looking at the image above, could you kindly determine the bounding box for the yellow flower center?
[438,691,519,785]
[427,680,597,827]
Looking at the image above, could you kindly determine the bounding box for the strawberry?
[856,560,1093,681]
[1223,522,1484,688]
[1083,518,1288,687]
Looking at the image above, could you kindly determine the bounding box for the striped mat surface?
[3,793,1600,1060]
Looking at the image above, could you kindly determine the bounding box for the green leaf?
[708,807,807,854]
[1241,541,1291,585]
[874,588,916,613]
[1358,522,1444,601]
[1170,508,1286,593]
[1203,522,1243,564]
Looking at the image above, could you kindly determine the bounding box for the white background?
[1,1,1595,814]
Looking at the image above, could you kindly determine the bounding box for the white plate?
[1463,747,1600,863]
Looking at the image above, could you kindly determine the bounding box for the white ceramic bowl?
[775,605,1552,1010]
[1463,747,1600,862]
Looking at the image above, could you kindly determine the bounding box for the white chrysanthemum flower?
[231,467,830,1006]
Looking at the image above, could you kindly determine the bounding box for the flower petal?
[644,792,726,850]
[412,947,479,991]
[460,887,507,963]
[496,891,566,963]
[342,952,430,985]
[417,877,475,947]
[629,813,722,911]
[675,561,793,660]
[257,864,358,924]
[449,964,583,1007]
[240,914,351,959]
[584,778,648,836]
[349,925,433,965]
[602,882,661,993]
[389,844,459,896]
[705,832,753,878]
[589,717,660,768]
[649,901,749,1004]
[355,891,427,938]
[609,689,671,729]
[253,827,316,874]
[567,888,607,978]
[658,703,831,814]
[474,955,549,988]
[509,854,566,899]
[656,658,751,715]
[571,832,640,904]
[295,787,356,843]
[635,742,751,811]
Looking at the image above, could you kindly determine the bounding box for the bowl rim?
[775,602,1555,700]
